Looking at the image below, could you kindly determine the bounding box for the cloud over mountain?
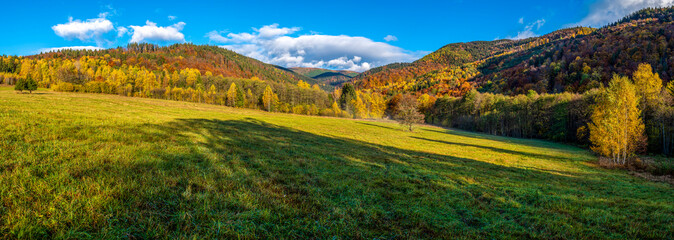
[129,21,186,43]
[511,19,546,40]
[208,24,421,71]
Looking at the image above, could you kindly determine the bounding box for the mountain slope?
[28,43,321,86]
[2,43,334,114]
[475,9,674,94]
[353,27,594,96]
[353,6,674,96]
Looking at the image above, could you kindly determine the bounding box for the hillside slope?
[28,43,320,86]
[1,43,335,115]
[353,7,674,96]
[353,28,594,96]
[1,87,673,238]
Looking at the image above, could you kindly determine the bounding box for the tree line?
[427,63,674,158]
[0,55,389,119]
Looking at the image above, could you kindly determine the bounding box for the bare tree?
[394,94,425,131]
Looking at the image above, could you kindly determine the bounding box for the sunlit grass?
[0,87,672,239]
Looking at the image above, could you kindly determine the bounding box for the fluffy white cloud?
[256,24,300,38]
[511,19,546,40]
[52,13,114,43]
[575,0,674,27]
[518,17,524,24]
[210,24,420,71]
[384,35,398,42]
[168,15,177,21]
[40,46,104,53]
[116,26,128,37]
[129,21,186,43]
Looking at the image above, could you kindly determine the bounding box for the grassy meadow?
[0,87,672,239]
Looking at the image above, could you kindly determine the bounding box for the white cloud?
[575,0,674,27]
[510,19,546,40]
[518,17,524,24]
[129,21,186,43]
[384,35,398,42]
[168,15,177,21]
[52,14,114,44]
[206,31,229,43]
[255,24,300,38]
[40,46,104,53]
[116,26,128,37]
[212,24,420,71]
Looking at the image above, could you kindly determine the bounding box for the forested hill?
[353,6,674,97]
[25,43,320,86]
[0,43,338,117]
[352,27,595,96]
[289,67,359,87]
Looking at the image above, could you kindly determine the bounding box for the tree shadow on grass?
[410,136,576,163]
[422,127,569,148]
[23,118,674,239]
[355,121,400,130]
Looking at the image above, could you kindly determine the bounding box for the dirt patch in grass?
[598,156,674,185]
[629,171,674,185]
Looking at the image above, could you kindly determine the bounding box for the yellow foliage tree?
[331,101,342,117]
[182,68,200,86]
[589,75,646,165]
[207,84,217,104]
[632,63,663,109]
[246,89,255,108]
[417,94,436,114]
[368,92,386,118]
[350,95,368,119]
[226,83,238,107]
[297,80,311,89]
[262,86,278,112]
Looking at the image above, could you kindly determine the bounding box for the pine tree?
[339,83,357,110]
[14,78,25,92]
[24,77,37,93]
[236,87,245,108]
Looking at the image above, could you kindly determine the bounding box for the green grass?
[1,87,672,239]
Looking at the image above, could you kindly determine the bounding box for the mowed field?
[0,87,672,239]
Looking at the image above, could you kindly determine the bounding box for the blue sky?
[1,0,671,71]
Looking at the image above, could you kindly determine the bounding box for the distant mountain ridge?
[289,67,359,88]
